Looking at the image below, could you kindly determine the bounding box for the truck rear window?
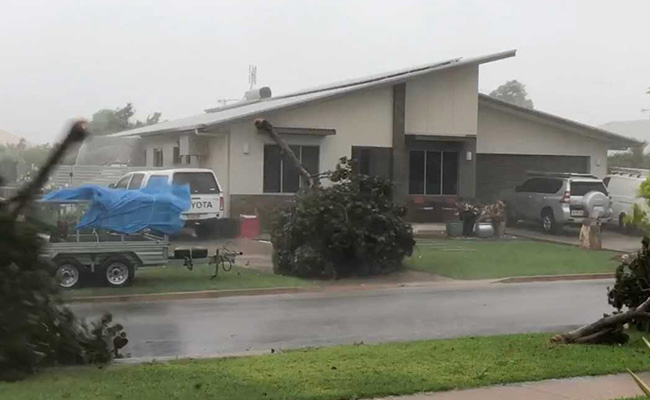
[571,181,608,196]
[173,172,220,194]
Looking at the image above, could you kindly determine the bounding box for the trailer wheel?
[54,257,83,289]
[101,256,134,288]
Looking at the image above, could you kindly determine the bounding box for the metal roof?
[478,94,642,149]
[111,50,516,138]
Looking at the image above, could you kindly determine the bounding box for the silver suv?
[506,173,611,234]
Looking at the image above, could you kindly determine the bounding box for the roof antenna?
[249,65,257,90]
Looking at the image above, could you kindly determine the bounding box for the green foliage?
[608,237,650,313]
[271,157,415,279]
[89,103,161,135]
[489,79,534,109]
[609,144,650,170]
[0,205,122,381]
[623,177,650,233]
[0,140,52,168]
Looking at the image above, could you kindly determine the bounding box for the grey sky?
[2,0,649,143]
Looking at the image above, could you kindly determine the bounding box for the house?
[112,49,639,222]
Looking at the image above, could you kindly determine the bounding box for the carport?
[476,154,590,202]
[475,94,640,202]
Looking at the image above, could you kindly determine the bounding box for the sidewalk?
[374,372,649,400]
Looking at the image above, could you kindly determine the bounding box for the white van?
[603,172,648,228]
[113,168,225,230]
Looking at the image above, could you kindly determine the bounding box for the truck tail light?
[560,191,571,204]
[219,196,224,211]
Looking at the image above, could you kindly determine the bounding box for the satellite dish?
[581,191,610,219]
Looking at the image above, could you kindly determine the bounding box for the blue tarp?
[43,184,191,235]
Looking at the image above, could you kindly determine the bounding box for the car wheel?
[541,209,559,234]
[101,256,134,288]
[54,257,83,289]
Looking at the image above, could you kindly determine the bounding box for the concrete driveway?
[506,222,643,253]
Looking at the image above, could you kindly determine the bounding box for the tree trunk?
[551,296,650,344]
[254,119,317,188]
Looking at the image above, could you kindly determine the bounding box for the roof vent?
[244,86,272,101]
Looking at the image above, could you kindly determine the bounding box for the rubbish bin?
[239,215,260,238]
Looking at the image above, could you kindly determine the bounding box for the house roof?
[111,50,517,138]
[478,94,642,150]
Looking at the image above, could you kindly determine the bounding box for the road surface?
[72,280,614,359]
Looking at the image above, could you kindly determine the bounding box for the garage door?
[476,154,590,202]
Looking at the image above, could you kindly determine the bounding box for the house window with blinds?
[263,145,319,193]
[408,150,459,195]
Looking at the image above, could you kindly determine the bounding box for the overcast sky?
[2,0,649,143]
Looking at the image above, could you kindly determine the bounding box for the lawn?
[406,239,620,280]
[2,333,650,400]
[66,264,311,298]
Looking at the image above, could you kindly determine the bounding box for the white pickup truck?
[113,168,225,234]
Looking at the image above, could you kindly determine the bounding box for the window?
[518,178,543,193]
[173,146,181,165]
[408,151,458,195]
[541,179,563,194]
[147,175,169,188]
[603,177,610,187]
[351,147,392,179]
[173,172,220,194]
[263,145,319,193]
[570,181,608,196]
[114,175,131,189]
[517,178,562,194]
[153,148,163,167]
[127,173,144,190]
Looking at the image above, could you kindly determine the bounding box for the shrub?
[271,158,415,279]
[0,211,123,381]
[608,236,650,311]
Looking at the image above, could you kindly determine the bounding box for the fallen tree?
[552,237,650,344]
[1,121,126,381]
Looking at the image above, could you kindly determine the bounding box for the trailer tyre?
[54,257,83,289]
[101,256,134,288]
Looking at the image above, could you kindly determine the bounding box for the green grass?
[406,239,620,280]
[66,264,311,297]
[3,333,650,400]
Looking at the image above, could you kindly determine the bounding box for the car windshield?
[173,172,220,194]
[570,181,608,196]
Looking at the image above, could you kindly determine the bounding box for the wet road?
[72,280,613,359]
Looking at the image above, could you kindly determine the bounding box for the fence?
[50,165,164,188]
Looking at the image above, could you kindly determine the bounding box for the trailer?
[43,230,170,288]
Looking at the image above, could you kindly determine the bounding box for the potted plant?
[482,200,507,237]
[457,200,480,236]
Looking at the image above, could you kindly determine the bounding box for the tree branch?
[551,295,650,344]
